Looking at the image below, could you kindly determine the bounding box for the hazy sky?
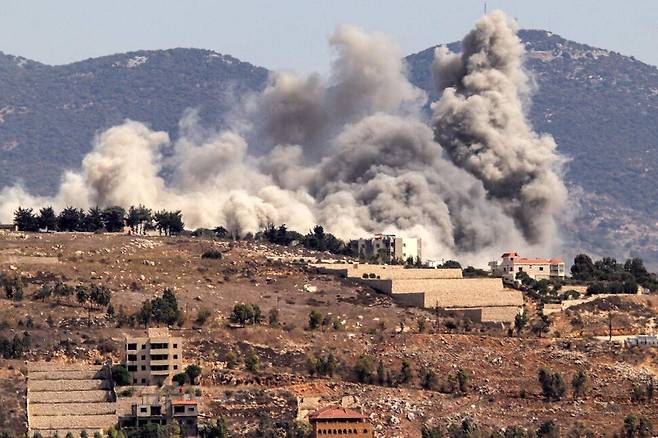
[1,0,656,72]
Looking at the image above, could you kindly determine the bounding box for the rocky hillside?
[0,30,656,267]
[409,29,658,268]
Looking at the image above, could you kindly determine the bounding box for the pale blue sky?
[1,0,656,72]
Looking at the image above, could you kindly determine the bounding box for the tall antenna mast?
[484,1,487,14]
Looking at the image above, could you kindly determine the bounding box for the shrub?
[245,350,260,373]
[621,415,653,438]
[308,310,323,330]
[420,368,439,390]
[173,373,188,386]
[268,308,279,326]
[538,368,566,401]
[456,368,469,394]
[398,360,412,384]
[201,250,222,260]
[572,370,588,399]
[536,420,559,438]
[229,303,262,325]
[196,307,212,325]
[353,355,374,383]
[225,351,239,369]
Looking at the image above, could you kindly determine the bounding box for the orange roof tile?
[309,406,367,421]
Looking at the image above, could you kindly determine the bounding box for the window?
[188,406,195,412]
[151,365,169,371]
[141,355,146,360]
[518,267,523,272]
[174,406,185,414]
[127,365,137,372]
[539,267,544,271]
[173,354,178,359]
[141,378,146,384]
[127,343,137,350]
[141,344,146,349]
[141,365,147,371]
[140,407,147,413]
[127,354,137,361]
[150,354,168,361]
[173,365,178,370]
[173,343,178,348]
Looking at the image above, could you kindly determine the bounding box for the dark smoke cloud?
[432,11,567,244]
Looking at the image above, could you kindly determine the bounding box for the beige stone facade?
[315,263,522,323]
[124,328,183,386]
[27,362,117,438]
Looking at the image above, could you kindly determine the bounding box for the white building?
[491,251,566,281]
[356,234,421,264]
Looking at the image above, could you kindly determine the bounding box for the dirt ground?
[0,232,657,437]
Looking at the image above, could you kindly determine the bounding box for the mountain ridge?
[0,30,656,268]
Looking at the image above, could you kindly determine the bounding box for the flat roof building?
[356,234,421,264]
[118,394,198,437]
[124,328,183,386]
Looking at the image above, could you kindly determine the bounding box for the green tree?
[185,364,202,384]
[102,206,126,232]
[571,370,588,399]
[173,372,188,386]
[111,365,130,386]
[514,312,527,335]
[13,207,38,231]
[37,206,57,231]
[83,206,104,231]
[57,206,82,231]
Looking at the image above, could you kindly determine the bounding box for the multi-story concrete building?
[356,234,421,264]
[490,252,566,281]
[309,406,373,437]
[124,328,183,386]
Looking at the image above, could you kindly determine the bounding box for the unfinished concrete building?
[124,328,183,386]
[118,393,198,436]
[27,362,117,438]
[313,263,522,323]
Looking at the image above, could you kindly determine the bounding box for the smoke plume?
[0,11,567,264]
[432,11,567,244]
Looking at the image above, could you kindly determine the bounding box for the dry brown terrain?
[0,232,657,437]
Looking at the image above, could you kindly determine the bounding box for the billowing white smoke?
[0,11,567,264]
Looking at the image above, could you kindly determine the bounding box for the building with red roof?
[490,251,566,281]
[308,406,373,437]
